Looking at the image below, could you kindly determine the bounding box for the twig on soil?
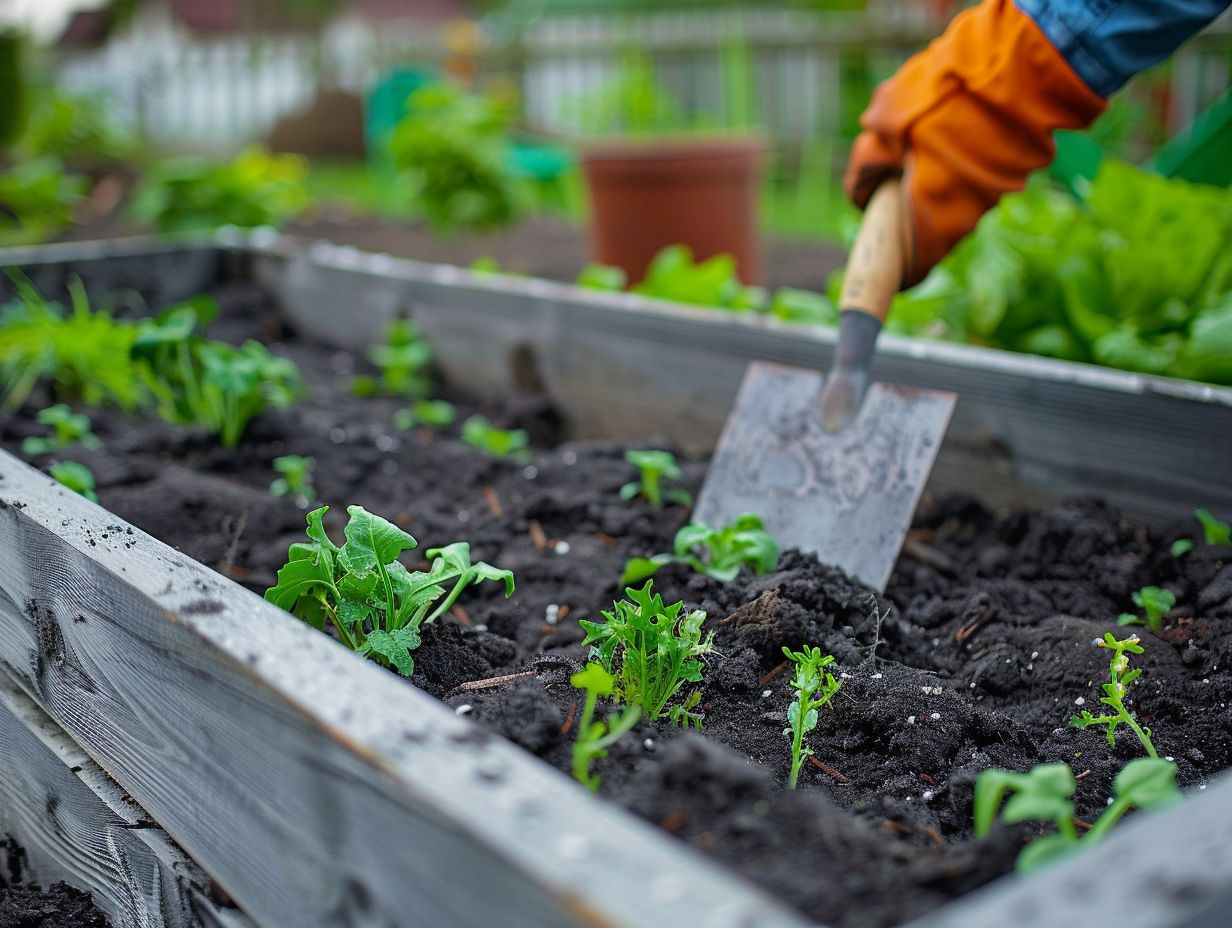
[955,604,996,644]
[757,660,789,686]
[806,755,851,783]
[883,819,914,837]
[217,508,249,576]
[483,486,504,518]
[865,595,889,663]
[902,538,955,575]
[528,519,548,549]
[922,826,945,846]
[1074,768,1093,781]
[560,698,578,736]
[659,811,688,832]
[455,669,539,692]
[1073,818,1094,831]
[451,604,472,626]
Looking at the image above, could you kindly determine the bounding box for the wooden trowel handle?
[837,178,907,323]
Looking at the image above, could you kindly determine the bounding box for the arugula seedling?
[620,449,692,508]
[622,513,779,585]
[48,460,97,502]
[1070,632,1158,757]
[974,757,1181,872]
[352,320,434,400]
[20,404,101,456]
[265,506,514,677]
[570,662,642,791]
[579,581,714,729]
[461,414,530,462]
[782,645,842,789]
[270,454,316,503]
[1116,585,1176,633]
[393,398,456,431]
[1171,508,1230,555]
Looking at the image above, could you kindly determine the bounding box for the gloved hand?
[844,0,1106,287]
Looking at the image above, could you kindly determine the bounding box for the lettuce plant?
[20,404,100,456]
[1070,632,1158,757]
[393,398,455,431]
[265,506,514,677]
[270,454,315,503]
[48,460,97,502]
[620,449,692,508]
[577,263,626,292]
[352,320,434,400]
[974,757,1180,872]
[634,245,765,311]
[782,645,841,789]
[1116,586,1175,633]
[622,513,779,585]
[461,415,530,462]
[570,662,642,791]
[0,157,86,245]
[579,581,713,729]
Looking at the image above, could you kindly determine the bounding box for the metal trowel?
[694,179,956,591]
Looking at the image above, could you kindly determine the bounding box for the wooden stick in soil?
[528,519,548,549]
[560,699,578,736]
[758,660,789,686]
[483,486,504,518]
[455,670,539,692]
[806,755,851,783]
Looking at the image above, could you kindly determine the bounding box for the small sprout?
[620,449,692,508]
[974,757,1181,872]
[622,513,779,585]
[579,580,714,728]
[352,320,434,400]
[1170,538,1194,557]
[1195,508,1231,546]
[576,263,626,292]
[269,454,315,503]
[393,398,456,431]
[461,414,530,462]
[1117,585,1176,633]
[570,662,642,791]
[48,460,98,502]
[21,404,101,456]
[469,256,502,275]
[781,645,841,789]
[265,505,514,677]
[1070,632,1157,757]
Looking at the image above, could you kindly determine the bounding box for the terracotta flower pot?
[581,136,765,285]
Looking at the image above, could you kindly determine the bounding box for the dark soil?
[0,840,110,928]
[3,280,1231,928]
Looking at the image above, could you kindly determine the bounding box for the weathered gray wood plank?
[0,671,251,928]
[0,452,809,928]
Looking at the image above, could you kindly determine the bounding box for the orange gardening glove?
[845,0,1107,287]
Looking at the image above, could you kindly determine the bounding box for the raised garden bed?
[2,236,1232,928]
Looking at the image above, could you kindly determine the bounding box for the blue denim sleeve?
[1014,0,1231,96]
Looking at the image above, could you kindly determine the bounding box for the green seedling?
[393,398,456,431]
[579,581,714,729]
[1070,632,1158,757]
[20,404,101,456]
[974,757,1181,872]
[1117,585,1176,633]
[782,645,842,789]
[1171,508,1230,555]
[48,460,97,502]
[570,662,642,791]
[265,506,514,677]
[622,513,779,585]
[461,414,530,462]
[352,320,434,400]
[270,454,315,503]
[620,449,692,508]
[576,263,626,292]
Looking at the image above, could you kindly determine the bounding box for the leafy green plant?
[1116,585,1176,632]
[130,147,307,233]
[17,91,132,164]
[782,645,841,789]
[1171,508,1230,555]
[461,414,530,462]
[265,505,514,677]
[1070,632,1158,757]
[577,263,627,292]
[579,581,714,729]
[570,662,642,791]
[620,449,692,508]
[769,287,840,326]
[622,513,779,585]
[393,398,456,431]
[20,403,100,456]
[0,157,86,245]
[634,245,765,311]
[569,48,690,136]
[270,454,315,502]
[352,320,434,399]
[386,83,528,232]
[48,459,97,502]
[974,757,1181,872]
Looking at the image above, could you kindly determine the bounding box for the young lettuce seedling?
[1070,632,1158,757]
[269,454,316,503]
[20,404,101,456]
[265,506,514,677]
[393,398,456,431]
[570,662,642,791]
[622,513,779,585]
[48,460,97,502]
[1116,585,1176,633]
[620,449,692,508]
[352,320,434,400]
[579,581,714,729]
[461,414,530,462]
[576,263,626,292]
[1170,507,1230,556]
[974,757,1181,872]
[782,645,842,789]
